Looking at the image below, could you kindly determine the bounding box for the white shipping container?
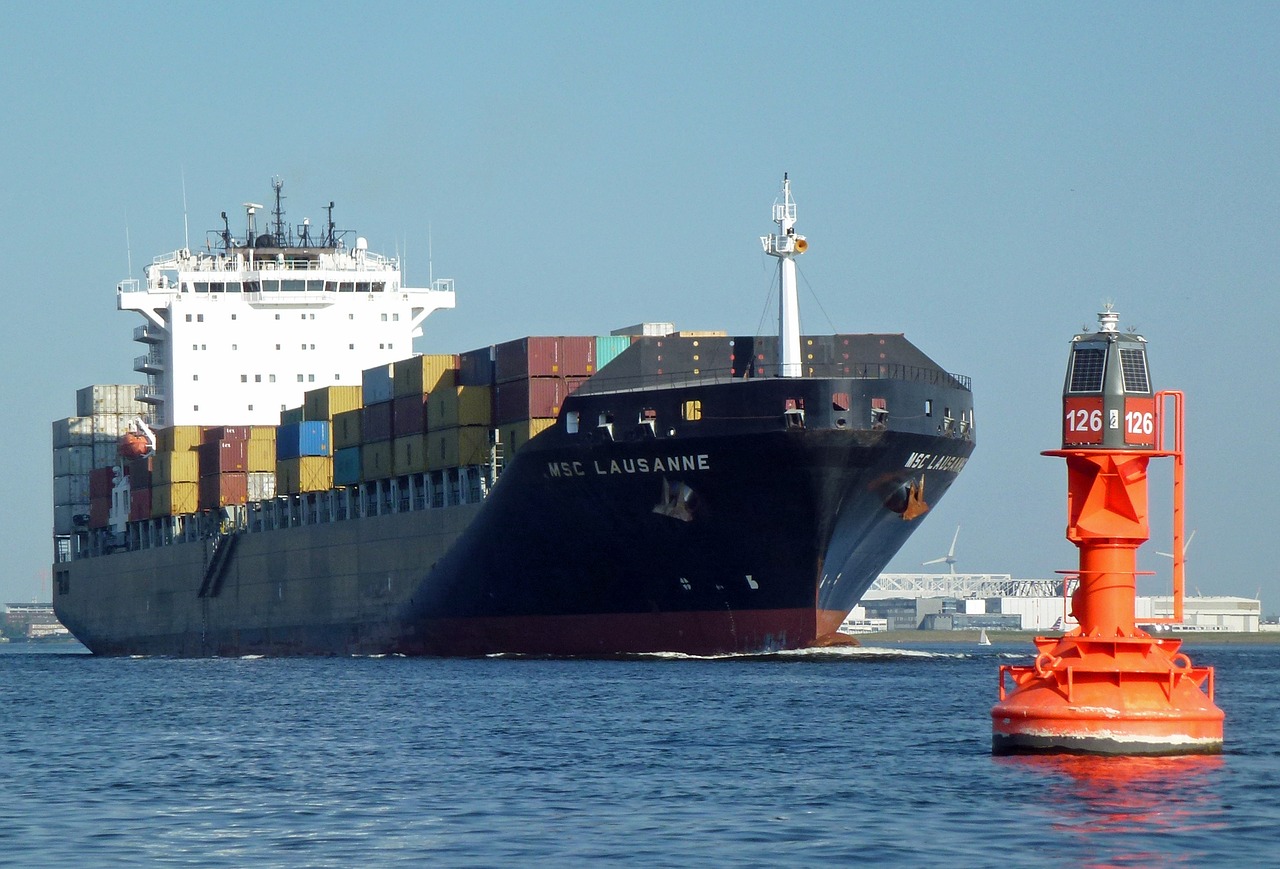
[76,384,147,417]
[54,474,91,506]
[53,446,95,477]
[53,503,91,534]
[52,417,95,449]
[92,442,119,468]
[247,471,276,501]
[92,414,132,437]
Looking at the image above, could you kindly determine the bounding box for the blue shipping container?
[595,335,631,370]
[333,446,362,485]
[276,421,332,460]
[362,363,395,405]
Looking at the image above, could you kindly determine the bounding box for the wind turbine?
[924,526,961,574]
[1156,529,1198,595]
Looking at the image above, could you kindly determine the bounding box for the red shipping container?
[89,466,116,499]
[393,394,428,437]
[495,337,563,383]
[89,497,111,529]
[203,425,252,444]
[129,488,152,522]
[362,400,395,442]
[494,376,572,424]
[199,472,248,509]
[198,439,248,476]
[561,336,596,377]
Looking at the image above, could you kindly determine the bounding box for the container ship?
[51,177,975,656]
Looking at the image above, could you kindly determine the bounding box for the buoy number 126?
[1065,408,1103,433]
[1125,410,1154,436]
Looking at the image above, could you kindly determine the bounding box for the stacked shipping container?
[52,385,150,533]
[491,337,592,456]
[58,338,639,528]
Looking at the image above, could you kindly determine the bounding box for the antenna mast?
[760,174,808,377]
[181,167,190,251]
[271,177,287,246]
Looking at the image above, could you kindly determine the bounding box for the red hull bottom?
[398,608,853,657]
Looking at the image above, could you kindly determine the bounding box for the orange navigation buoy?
[991,307,1224,755]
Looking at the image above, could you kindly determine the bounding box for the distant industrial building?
[849,574,1262,633]
[3,604,72,640]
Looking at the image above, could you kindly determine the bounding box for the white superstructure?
[118,185,455,426]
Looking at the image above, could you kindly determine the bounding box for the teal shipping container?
[333,446,362,485]
[595,335,631,370]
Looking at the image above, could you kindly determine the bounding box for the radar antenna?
[243,202,263,248]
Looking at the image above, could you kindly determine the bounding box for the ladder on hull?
[198,532,239,599]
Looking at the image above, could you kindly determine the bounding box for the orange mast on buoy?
[991,307,1224,755]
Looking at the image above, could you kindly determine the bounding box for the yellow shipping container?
[500,419,556,456]
[304,385,363,421]
[456,385,492,427]
[153,449,200,484]
[277,456,333,494]
[427,425,492,470]
[333,409,363,450]
[249,425,276,442]
[456,425,491,466]
[157,425,203,453]
[394,434,430,475]
[361,441,394,482]
[151,481,198,517]
[247,440,276,473]
[431,386,460,429]
[394,354,459,398]
[426,428,458,470]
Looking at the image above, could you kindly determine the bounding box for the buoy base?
[991,633,1223,757]
[993,728,1223,757]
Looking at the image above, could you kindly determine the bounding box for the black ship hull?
[55,373,974,657]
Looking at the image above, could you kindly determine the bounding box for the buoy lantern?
[990,308,1224,756]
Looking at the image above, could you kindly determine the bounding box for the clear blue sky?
[2,2,1276,613]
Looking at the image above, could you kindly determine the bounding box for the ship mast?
[760,174,807,377]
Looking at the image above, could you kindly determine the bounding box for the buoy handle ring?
[1034,653,1060,677]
